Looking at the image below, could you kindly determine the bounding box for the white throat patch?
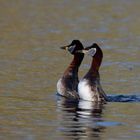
[88,48,96,57]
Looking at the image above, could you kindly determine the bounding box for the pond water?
[0,0,140,140]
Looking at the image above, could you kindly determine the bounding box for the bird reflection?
[56,96,106,139]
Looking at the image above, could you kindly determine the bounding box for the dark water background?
[0,0,140,140]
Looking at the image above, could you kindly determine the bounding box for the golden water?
[0,0,140,140]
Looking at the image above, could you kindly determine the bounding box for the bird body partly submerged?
[57,41,107,102]
[78,73,107,102]
[57,40,84,100]
[78,44,107,102]
[57,61,79,99]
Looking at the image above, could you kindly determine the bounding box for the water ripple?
[108,94,140,102]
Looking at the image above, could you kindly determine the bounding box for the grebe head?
[77,43,103,70]
[83,43,103,58]
[60,40,84,55]
[77,43,103,60]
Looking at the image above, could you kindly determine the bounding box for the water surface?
[0,0,140,140]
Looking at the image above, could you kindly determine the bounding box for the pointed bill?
[60,46,69,50]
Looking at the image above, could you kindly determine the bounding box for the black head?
[84,43,103,58]
[60,40,84,55]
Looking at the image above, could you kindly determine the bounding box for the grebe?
[57,40,84,100]
[78,43,107,102]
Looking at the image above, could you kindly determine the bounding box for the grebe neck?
[86,55,102,77]
[64,53,84,75]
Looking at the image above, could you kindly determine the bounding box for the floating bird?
[78,43,107,102]
[57,40,84,100]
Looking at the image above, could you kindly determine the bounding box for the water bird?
[78,43,107,102]
[57,40,84,100]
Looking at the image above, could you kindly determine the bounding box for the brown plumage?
[57,40,84,100]
[78,43,107,102]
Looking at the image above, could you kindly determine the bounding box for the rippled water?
[0,0,140,140]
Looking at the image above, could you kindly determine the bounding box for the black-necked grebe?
[78,43,107,102]
[57,40,84,100]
